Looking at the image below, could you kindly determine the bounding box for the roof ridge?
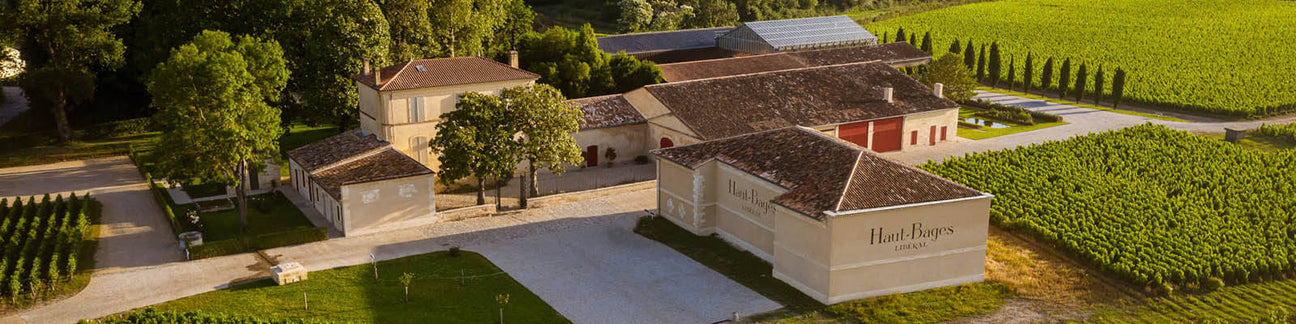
[656,52,795,68]
[598,26,733,38]
[377,61,414,91]
[645,60,884,87]
[466,56,541,77]
[834,152,865,212]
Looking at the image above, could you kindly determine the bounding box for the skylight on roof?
[415,65,427,72]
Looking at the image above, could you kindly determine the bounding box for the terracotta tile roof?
[568,94,646,130]
[654,127,981,219]
[353,57,538,91]
[655,43,931,82]
[788,42,931,67]
[598,27,734,54]
[286,130,390,172]
[644,61,958,140]
[310,149,433,199]
[657,54,808,82]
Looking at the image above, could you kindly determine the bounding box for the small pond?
[962,117,1012,129]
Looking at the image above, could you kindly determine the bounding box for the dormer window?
[408,97,425,122]
[415,65,427,72]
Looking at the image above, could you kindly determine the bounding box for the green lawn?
[956,107,1067,140]
[633,216,1011,323]
[0,132,160,168]
[183,192,314,242]
[141,251,569,324]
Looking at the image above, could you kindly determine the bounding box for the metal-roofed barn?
[717,16,877,55]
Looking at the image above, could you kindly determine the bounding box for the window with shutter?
[408,97,424,122]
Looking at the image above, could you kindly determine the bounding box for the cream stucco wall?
[655,151,992,305]
[357,79,536,171]
[817,196,991,303]
[901,108,958,150]
[339,174,436,237]
[713,162,786,262]
[574,124,650,168]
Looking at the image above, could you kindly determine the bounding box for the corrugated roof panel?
[738,16,876,50]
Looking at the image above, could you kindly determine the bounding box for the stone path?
[886,91,1296,164]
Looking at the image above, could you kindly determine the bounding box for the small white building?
[287,130,436,237]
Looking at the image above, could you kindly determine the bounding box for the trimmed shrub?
[188,239,247,260]
[81,118,155,139]
[1203,277,1225,292]
[246,227,328,250]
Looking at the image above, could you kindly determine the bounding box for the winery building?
[653,126,992,304]
[596,15,878,63]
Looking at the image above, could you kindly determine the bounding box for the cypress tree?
[976,44,987,81]
[988,42,1001,87]
[920,32,933,53]
[881,32,888,44]
[949,39,961,54]
[1006,57,1016,91]
[909,34,917,46]
[963,42,976,70]
[1023,53,1034,93]
[896,28,907,44]
[1093,66,1105,105]
[1041,57,1054,91]
[1058,58,1072,98]
[1112,68,1127,108]
[1074,63,1088,102]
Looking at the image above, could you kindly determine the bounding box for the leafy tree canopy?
[919,53,976,102]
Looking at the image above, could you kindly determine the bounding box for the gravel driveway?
[886,91,1296,165]
[474,213,780,324]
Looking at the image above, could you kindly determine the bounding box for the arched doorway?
[660,137,675,148]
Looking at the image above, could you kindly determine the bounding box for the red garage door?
[871,117,904,153]
[838,121,870,147]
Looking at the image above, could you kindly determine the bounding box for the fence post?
[304,292,308,310]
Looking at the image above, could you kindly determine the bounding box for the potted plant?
[604,148,617,168]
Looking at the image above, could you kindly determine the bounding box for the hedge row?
[89,308,332,324]
[962,99,1063,124]
[188,227,327,260]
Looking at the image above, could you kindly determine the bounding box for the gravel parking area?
[474,214,781,324]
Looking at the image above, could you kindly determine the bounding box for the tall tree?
[1,0,140,142]
[908,33,917,46]
[1058,58,1072,98]
[1006,56,1016,91]
[486,0,535,57]
[948,39,961,55]
[975,44,986,81]
[432,92,520,205]
[1112,68,1127,108]
[686,0,739,29]
[919,53,977,102]
[148,31,289,233]
[383,0,441,61]
[962,41,975,70]
[987,42,1001,87]
[920,32,933,53]
[1074,63,1088,101]
[1040,57,1054,91]
[1023,53,1034,93]
[287,0,390,131]
[895,27,906,44]
[517,25,661,98]
[430,0,507,57]
[1093,66,1105,105]
[503,84,583,207]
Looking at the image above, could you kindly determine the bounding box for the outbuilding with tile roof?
[652,126,991,304]
[287,130,436,237]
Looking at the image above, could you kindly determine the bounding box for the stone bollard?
[1224,128,1246,142]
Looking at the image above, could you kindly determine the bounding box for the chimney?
[508,50,519,69]
[882,87,894,103]
[375,68,382,86]
[363,60,371,76]
[933,83,944,98]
